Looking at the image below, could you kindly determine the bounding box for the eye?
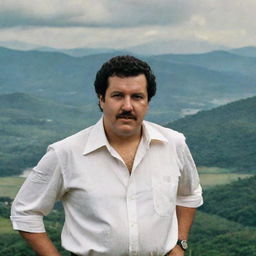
[111,93,123,98]
[133,94,144,100]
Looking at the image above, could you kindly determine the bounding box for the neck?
[110,130,142,146]
[104,125,142,147]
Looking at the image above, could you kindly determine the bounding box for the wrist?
[177,239,188,251]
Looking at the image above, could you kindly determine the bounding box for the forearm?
[167,206,196,256]
[19,231,61,256]
[176,205,196,240]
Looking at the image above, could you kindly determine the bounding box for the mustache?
[116,111,137,120]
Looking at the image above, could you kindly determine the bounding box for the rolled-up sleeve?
[10,148,65,233]
[176,139,203,208]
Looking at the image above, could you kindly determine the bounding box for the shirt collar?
[83,118,168,155]
[83,117,111,155]
[142,121,168,146]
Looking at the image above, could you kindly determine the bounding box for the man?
[11,55,203,256]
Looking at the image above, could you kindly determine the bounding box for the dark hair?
[94,55,156,106]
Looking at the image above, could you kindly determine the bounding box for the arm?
[176,205,196,240]
[168,136,202,255]
[19,231,61,256]
[167,206,196,256]
[11,149,66,255]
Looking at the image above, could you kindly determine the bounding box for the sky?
[0,0,255,54]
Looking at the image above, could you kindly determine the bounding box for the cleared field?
[0,177,25,198]
[198,166,235,174]
[0,217,15,234]
[199,173,253,188]
[0,169,254,198]
[197,166,253,188]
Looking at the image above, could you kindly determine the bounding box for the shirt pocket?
[152,175,178,217]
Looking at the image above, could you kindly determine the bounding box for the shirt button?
[130,221,137,227]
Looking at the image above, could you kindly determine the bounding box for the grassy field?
[199,173,253,188]
[198,166,253,188]
[0,217,15,234]
[0,167,254,198]
[0,170,253,237]
[0,177,25,198]
[198,166,235,174]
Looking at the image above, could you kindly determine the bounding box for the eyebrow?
[110,91,146,95]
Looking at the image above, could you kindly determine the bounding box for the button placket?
[127,180,139,256]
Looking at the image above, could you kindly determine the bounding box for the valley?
[1,47,256,255]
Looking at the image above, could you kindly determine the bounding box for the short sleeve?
[176,139,203,208]
[10,148,65,232]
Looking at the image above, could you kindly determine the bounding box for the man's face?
[100,74,149,140]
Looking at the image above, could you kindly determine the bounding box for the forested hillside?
[0,92,99,176]
[167,96,256,172]
[189,211,256,256]
[1,93,256,176]
[200,175,256,226]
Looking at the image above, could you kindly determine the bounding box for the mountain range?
[0,39,230,55]
[1,46,256,123]
[1,46,256,175]
[1,40,256,56]
[1,44,256,256]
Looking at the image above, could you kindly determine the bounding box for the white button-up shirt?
[11,118,203,256]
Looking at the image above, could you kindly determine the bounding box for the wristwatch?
[177,240,188,251]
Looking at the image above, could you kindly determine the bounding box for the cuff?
[10,215,46,233]
[176,194,203,208]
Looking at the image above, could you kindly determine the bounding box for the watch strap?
[177,239,188,251]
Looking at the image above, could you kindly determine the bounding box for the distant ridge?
[152,50,256,76]
[229,46,256,57]
[0,92,99,176]
[35,46,118,57]
[1,46,256,124]
[0,39,230,55]
[167,95,256,172]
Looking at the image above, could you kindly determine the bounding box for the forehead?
[107,74,147,93]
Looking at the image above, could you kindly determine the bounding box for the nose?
[122,96,133,111]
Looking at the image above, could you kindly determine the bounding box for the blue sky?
[0,0,255,53]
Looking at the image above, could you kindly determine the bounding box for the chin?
[121,129,142,138]
[117,130,135,137]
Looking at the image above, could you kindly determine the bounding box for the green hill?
[189,210,256,256]
[200,175,256,227]
[167,95,256,172]
[1,93,256,176]
[0,92,100,176]
[190,174,256,254]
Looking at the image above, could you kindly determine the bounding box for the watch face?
[181,240,188,250]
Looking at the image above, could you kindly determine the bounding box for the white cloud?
[0,0,110,27]
[0,26,159,49]
[0,0,255,52]
[190,15,206,27]
[0,0,196,28]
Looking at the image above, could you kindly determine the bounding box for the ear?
[99,95,104,110]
